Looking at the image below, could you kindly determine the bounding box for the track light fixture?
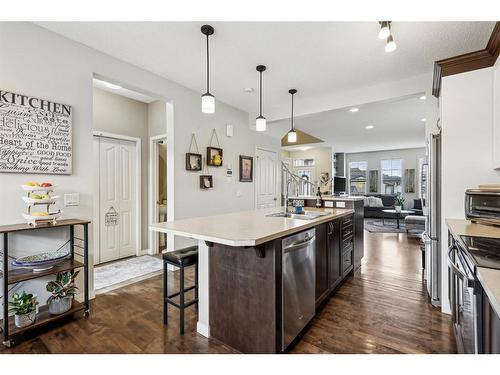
[201,25,215,114]
[378,21,397,53]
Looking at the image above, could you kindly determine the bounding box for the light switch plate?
[226,124,233,137]
[64,193,79,206]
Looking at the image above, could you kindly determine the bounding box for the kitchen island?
[150,207,357,353]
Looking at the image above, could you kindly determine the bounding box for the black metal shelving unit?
[0,219,90,347]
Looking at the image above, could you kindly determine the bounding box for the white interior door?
[256,147,278,209]
[99,137,138,263]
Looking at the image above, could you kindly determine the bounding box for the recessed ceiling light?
[244,87,254,93]
[365,125,374,129]
[103,81,122,90]
[421,118,426,122]
[349,107,359,113]
[419,95,426,100]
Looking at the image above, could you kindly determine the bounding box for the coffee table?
[382,209,413,229]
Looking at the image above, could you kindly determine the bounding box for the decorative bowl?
[12,250,70,272]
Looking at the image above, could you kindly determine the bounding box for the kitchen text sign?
[0,89,72,174]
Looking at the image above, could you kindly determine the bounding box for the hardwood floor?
[1,231,456,354]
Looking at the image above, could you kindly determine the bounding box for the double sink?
[266,210,329,221]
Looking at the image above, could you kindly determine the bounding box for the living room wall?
[346,147,426,209]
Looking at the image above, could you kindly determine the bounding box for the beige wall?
[93,87,150,250]
[288,147,333,184]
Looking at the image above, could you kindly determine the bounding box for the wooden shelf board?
[0,219,90,234]
[2,301,85,336]
[2,258,85,285]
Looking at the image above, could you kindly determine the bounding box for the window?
[293,158,315,167]
[348,161,367,195]
[381,159,402,194]
[296,170,312,196]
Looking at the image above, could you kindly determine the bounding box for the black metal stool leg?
[195,262,199,309]
[163,261,168,325]
[179,265,185,335]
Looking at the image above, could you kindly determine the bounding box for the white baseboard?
[197,322,210,338]
[140,248,150,256]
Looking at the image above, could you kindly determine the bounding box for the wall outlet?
[236,190,242,197]
[64,193,79,206]
[336,201,346,208]
[324,201,334,208]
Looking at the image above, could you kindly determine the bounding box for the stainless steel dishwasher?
[282,228,316,350]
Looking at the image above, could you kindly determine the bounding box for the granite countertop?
[150,207,354,247]
[446,218,500,318]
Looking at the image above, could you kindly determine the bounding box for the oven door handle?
[448,246,475,288]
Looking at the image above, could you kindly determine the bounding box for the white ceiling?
[37,22,494,121]
[272,93,427,153]
[93,78,157,103]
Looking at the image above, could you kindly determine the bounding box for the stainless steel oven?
[448,237,483,354]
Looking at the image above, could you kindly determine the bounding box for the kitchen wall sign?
[0,89,72,174]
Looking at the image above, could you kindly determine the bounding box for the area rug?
[94,255,163,293]
[364,218,407,234]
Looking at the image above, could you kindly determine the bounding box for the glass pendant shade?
[287,130,297,143]
[385,35,397,53]
[201,93,215,114]
[378,22,390,39]
[256,116,266,132]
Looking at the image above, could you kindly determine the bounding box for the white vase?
[395,205,402,213]
[14,311,36,328]
[48,296,73,315]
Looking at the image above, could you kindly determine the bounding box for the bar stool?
[163,246,199,334]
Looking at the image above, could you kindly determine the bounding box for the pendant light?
[287,89,297,143]
[255,65,267,131]
[201,25,215,114]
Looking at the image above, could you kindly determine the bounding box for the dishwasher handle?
[283,236,315,253]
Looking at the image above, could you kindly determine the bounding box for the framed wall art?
[239,155,253,182]
[404,168,416,193]
[369,170,379,193]
[200,175,213,189]
[186,134,202,171]
[207,128,223,167]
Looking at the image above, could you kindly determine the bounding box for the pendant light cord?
[291,92,294,131]
[206,34,210,93]
[259,71,263,117]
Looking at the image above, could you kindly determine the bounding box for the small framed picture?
[207,147,223,167]
[200,175,213,189]
[185,153,202,171]
[239,155,253,182]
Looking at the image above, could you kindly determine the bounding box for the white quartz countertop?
[477,267,500,318]
[150,207,354,247]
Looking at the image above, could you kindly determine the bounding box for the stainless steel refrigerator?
[423,133,441,306]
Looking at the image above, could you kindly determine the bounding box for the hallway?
[1,231,456,354]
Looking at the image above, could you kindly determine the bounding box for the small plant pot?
[14,311,36,328]
[48,296,73,315]
[395,206,402,213]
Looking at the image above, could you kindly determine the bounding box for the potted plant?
[394,194,405,213]
[46,270,79,315]
[8,291,38,328]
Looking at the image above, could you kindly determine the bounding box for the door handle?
[283,236,316,253]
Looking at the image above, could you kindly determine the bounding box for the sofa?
[362,194,396,219]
